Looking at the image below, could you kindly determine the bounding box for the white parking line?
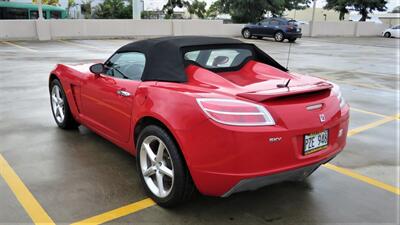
[1,41,38,52]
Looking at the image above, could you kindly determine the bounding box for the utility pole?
[132,0,142,20]
[38,0,44,19]
[310,0,317,36]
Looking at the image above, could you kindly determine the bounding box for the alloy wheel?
[140,135,174,198]
[243,29,251,39]
[51,85,65,123]
[275,32,284,42]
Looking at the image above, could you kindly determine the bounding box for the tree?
[68,0,76,9]
[324,0,349,20]
[206,0,224,18]
[207,0,310,23]
[184,0,207,19]
[33,0,59,6]
[325,0,387,21]
[68,0,75,8]
[162,0,185,19]
[80,0,92,18]
[93,0,132,19]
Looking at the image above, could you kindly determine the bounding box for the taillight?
[196,98,275,126]
[332,84,346,109]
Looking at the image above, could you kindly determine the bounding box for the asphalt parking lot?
[0,36,399,225]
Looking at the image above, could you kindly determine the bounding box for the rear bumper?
[175,104,350,197]
[222,154,335,197]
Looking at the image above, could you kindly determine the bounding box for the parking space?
[0,37,399,224]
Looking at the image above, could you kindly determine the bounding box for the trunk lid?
[237,82,333,102]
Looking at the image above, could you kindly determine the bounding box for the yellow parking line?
[322,113,400,195]
[323,164,400,195]
[2,41,38,52]
[70,198,155,225]
[0,154,55,225]
[350,107,389,118]
[58,40,105,51]
[347,113,399,137]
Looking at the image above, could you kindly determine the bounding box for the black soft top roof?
[116,36,287,82]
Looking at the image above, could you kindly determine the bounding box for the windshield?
[184,48,253,70]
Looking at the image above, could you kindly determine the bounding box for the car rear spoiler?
[237,82,333,102]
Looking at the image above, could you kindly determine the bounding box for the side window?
[3,7,29,19]
[260,19,269,25]
[104,52,146,80]
[184,50,200,61]
[269,19,279,26]
[29,10,48,19]
[184,48,253,69]
[30,10,39,19]
[50,11,61,19]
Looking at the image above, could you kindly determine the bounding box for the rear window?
[184,48,253,69]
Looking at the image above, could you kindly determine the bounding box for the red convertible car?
[49,36,349,207]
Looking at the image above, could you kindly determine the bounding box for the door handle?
[116,89,131,97]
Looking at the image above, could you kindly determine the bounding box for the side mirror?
[257,22,261,25]
[89,63,104,75]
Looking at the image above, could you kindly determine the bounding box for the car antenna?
[277,79,291,88]
[285,41,293,69]
[279,10,297,88]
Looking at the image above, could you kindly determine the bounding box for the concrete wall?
[301,21,389,37]
[0,20,37,40]
[355,22,390,36]
[172,20,243,36]
[0,19,390,41]
[49,19,173,39]
[311,21,357,36]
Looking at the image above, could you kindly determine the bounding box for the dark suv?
[242,18,302,42]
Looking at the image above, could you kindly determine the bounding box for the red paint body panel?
[50,59,349,196]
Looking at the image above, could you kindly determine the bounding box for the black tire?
[242,29,252,39]
[288,38,297,43]
[136,125,195,207]
[384,32,391,38]
[274,31,284,42]
[49,79,78,129]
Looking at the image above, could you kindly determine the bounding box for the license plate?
[303,130,328,155]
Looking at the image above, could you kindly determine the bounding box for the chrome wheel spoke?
[143,166,156,177]
[55,87,61,99]
[52,95,58,104]
[58,107,64,120]
[143,143,156,163]
[159,165,173,178]
[156,172,165,197]
[155,142,165,162]
[54,106,60,116]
